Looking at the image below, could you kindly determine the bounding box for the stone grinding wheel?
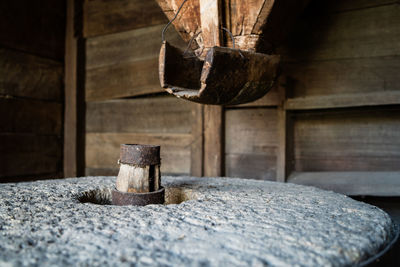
[0,176,398,266]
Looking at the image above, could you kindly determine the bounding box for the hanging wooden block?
[156,0,310,105]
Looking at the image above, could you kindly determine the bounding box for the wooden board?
[225,154,276,180]
[86,97,192,134]
[0,0,66,60]
[225,108,278,180]
[85,25,186,101]
[288,171,400,196]
[0,48,63,101]
[281,3,400,62]
[285,91,400,110]
[284,56,400,99]
[0,133,62,178]
[83,0,168,37]
[85,133,191,175]
[292,108,400,172]
[0,98,62,134]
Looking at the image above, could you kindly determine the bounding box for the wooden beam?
[190,104,204,177]
[200,0,224,177]
[285,91,400,110]
[288,171,400,197]
[203,106,223,177]
[64,0,84,178]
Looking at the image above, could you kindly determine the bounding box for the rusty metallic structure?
[112,144,165,206]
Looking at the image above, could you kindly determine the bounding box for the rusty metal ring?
[119,144,160,166]
[112,187,165,206]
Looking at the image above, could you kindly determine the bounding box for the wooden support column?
[276,77,293,182]
[200,0,224,177]
[64,0,84,177]
[191,104,204,177]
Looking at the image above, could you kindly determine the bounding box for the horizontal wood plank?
[231,86,280,107]
[0,48,63,101]
[0,133,62,177]
[0,97,62,135]
[86,58,163,101]
[85,133,192,175]
[225,154,276,180]
[85,24,186,101]
[292,108,400,172]
[288,171,400,196]
[281,4,400,61]
[86,24,185,70]
[0,0,65,60]
[86,96,193,133]
[83,0,167,38]
[225,108,278,180]
[285,91,400,110]
[284,56,400,99]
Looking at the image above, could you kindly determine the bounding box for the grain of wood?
[190,104,204,176]
[288,171,400,196]
[0,48,62,101]
[225,108,278,180]
[0,98,62,134]
[0,0,65,60]
[292,108,400,172]
[83,0,168,37]
[86,97,192,133]
[284,56,400,99]
[0,133,62,177]
[86,25,185,70]
[281,4,400,61]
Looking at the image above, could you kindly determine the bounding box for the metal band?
[111,187,165,206]
[119,144,161,166]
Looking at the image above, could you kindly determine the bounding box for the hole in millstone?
[76,187,197,205]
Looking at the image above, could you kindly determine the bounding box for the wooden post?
[64,0,78,177]
[64,0,85,178]
[200,0,224,177]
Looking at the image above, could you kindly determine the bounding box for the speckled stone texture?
[0,176,395,266]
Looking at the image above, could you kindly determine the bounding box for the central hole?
[76,187,196,205]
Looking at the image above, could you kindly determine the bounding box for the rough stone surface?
[0,176,395,266]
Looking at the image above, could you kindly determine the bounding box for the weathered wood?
[0,98,62,134]
[288,171,400,196]
[190,104,204,176]
[116,164,161,193]
[83,0,168,37]
[308,0,398,14]
[284,56,400,99]
[225,153,276,180]
[225,108,278,180]
[64,0,85,178]
[85,133,191,175]
[0,48,63,101]
[0,0,66,60]
[204,106,223,177]
[155,0,201,44]
[86,97,192,133]
[86,58,162,101]
[160,43,280,105]
[292,108,400,172]
[281,4,400,61]
[0,133,62,178]
[285,91,400,110]
[86,25,185,70]
[276,78,289,182]
[232,86,280,107]
[86,25,185,101]
[199,0,222,51]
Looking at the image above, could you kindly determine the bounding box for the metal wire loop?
[161,0,189,42]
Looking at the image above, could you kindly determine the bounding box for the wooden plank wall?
[83,0,203,176]
[82,0,400,196]
[0,0,65,182]
[278,0,400,195]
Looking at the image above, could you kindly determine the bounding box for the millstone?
[0,176,396,266]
